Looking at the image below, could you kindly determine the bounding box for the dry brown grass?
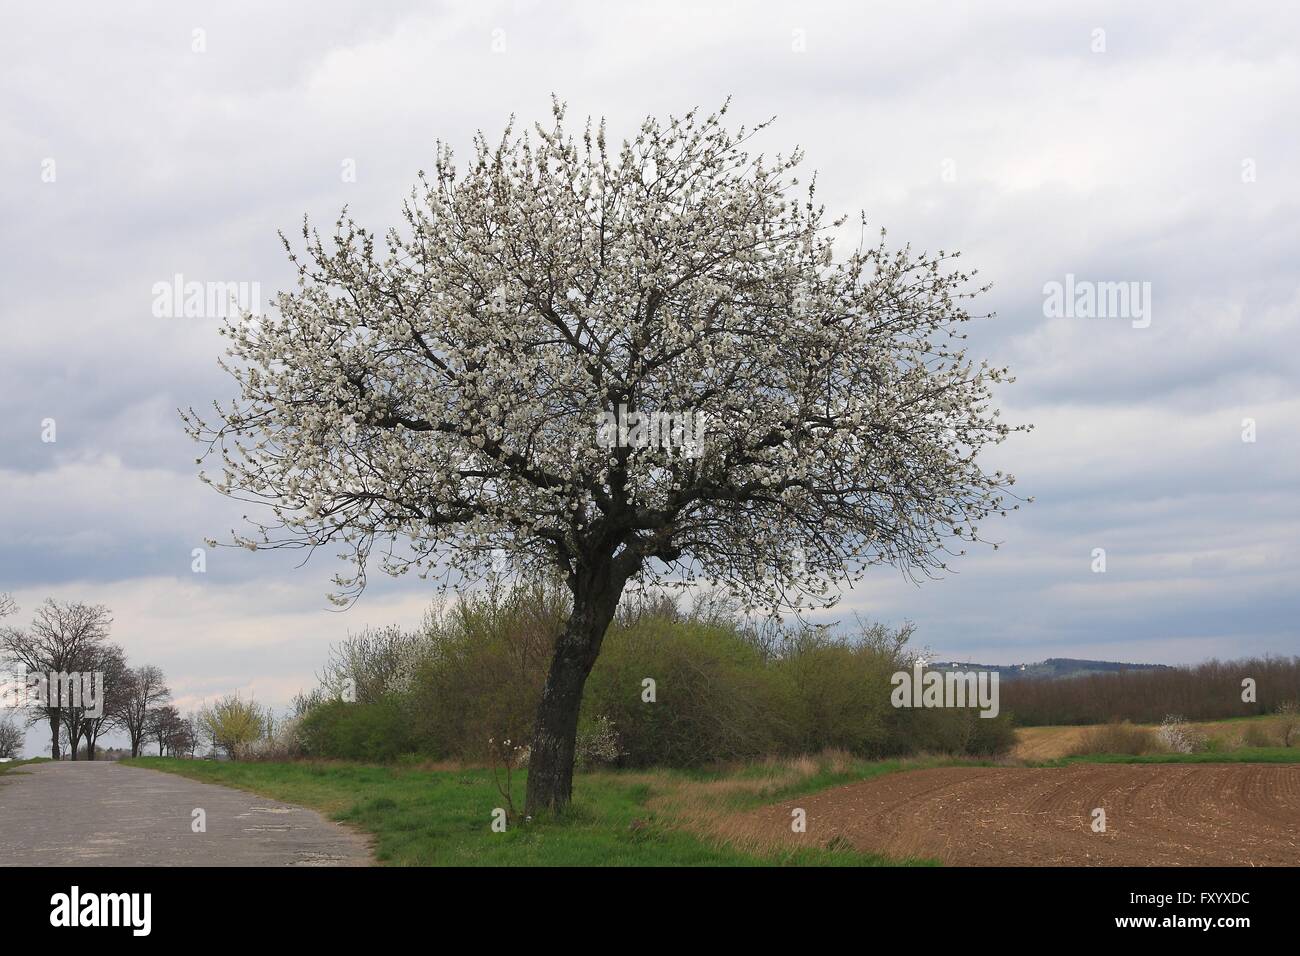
[570,750,854,852]
[1067,721,1161,756]
[1015,716,1294,759]
[1012,726,1093,760]
[615,750,985,859]
[1241,722,1280,748]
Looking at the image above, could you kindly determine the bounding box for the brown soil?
[724,763,1300,866]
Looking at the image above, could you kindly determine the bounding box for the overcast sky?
[2,1,1297,751]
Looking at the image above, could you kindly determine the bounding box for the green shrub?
[298,697,416,761]
[890,706,1014,757]
[404,581,565,760]
[965,710,1018,755]
[765,632,899,757]
[296,581,1015,765]
[583,615,778,766]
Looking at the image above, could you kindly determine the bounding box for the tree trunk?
[524,561,626,817]
[48,714,60,760]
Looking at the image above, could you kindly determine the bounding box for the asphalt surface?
[0,760,372,866]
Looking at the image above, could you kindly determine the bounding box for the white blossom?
[183,99,1026,615]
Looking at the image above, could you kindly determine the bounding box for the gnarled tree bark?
[524,559,629,816]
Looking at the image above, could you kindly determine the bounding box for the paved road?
[0,761,372,866]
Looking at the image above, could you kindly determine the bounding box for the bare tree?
[185,101,1024,813]
[115,665,171,758]
[146,704,169,755]
[76,644,130,760]
[0,600,113,759]
[1,597,22,758]
[147,704,189,756]
[60,642,126,760]
[179,715,199,757]
[0,715,22,759]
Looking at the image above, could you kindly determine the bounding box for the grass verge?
[123,755,939,867]
[1028,747,1300,768]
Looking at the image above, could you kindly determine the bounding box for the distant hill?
[927,657,1173,681]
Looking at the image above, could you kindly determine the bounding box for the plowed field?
[729,764,1300,865]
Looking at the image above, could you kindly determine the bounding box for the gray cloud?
[1,1,1297,745]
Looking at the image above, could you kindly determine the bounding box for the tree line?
[999,655,1300,725]
[0,595,195,759]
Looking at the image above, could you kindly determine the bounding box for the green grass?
[124,757,936,867]
[1030,747,1300,768]
[0,758,49,776]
